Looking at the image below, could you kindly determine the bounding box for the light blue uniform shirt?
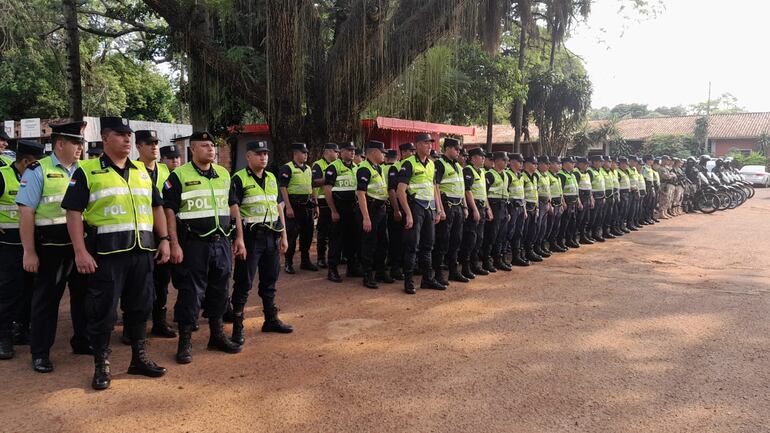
[16,153,78,209]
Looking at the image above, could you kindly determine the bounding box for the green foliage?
[571,117,627,156]
[610,103,649,119]
[641,134,699,159]
[757,132,770,157]
[590,104,690,120]
[692,116,709,150]
[690,92,745,116]
[727,151,767,168]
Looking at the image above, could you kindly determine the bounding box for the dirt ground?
[2,190,770,433]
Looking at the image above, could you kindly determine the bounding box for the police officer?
[160,144,182,170]
[557,156,580,249]
[396,133,444,294]
[353,147,364,166]
[610,158,626,236]
[134,130,177,338]
[355,140,391,289]
[86,141,104,159]
[311,143,339,269]
[325,141,360,282]
[0,139,44,360]
[460,148,491,277]
[546,156,566,252]
[433,138,467,284]
[163,131,241,365]
[62,117,169,390]
[574,157,594,244]
[229,141,292,346]
[520,156,542,262]
[587,155,606,241]
[641,155,657,225]
[278,143,317,274]
[600,156,617,240]
[0,130,13,165]
[481,152,510,272]
[616,157,632,233]
[504,153,529,266]
[386,144,413,281]
[17,123,90,373]
[534,156,552,257]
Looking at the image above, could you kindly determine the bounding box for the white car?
[739,165,770,187]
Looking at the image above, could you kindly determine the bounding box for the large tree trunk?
[512,0,529,154]
[485,101,494,152]
[62,0,83,120]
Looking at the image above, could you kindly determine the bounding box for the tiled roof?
[463,123,539,145]
[589,112,770,141]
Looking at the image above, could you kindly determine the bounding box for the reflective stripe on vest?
[588,168,605,192]
[36,157,71,228]
[617,169,631,189]
[312,158,331,199]
[80,159,155,254]
[468,166,487,204]
[642,165,655,182]
[0,166,20,244]
[575,169,592,191]
[506,169,525,200]
[174,162,232,237]
[546,171,562,197]
[234,169,281,230]
[404,155,435,202]
[487,169,509,199]
[628,167,639,190]
[536,171,551,199]
[601,168,614,192]
[284,162,312,195]
[330,159,357,192]
[357,160,388,201]
[559,169,578,196]
[522,171,538,203]
[438,158,464,199]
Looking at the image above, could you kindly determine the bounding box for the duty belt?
[365,198,387,208]
[409,197,436,210]
[508,199,525,207]
[288,194,311,205]
[525,202,538,211]
[191,232,229,243]
[551,198,563,206]
[441,195,463,207]
[592,192,605,199]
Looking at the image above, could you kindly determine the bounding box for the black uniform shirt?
[355,163,382,193]
[62,154,162,212]
[462,166,476,191]
[162,161,237,213]
[387,165,399,191]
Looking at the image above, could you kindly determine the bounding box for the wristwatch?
[158,235,171,242]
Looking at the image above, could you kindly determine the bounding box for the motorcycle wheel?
[697,193,718,214]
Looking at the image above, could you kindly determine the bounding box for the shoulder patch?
[28,161,41,170]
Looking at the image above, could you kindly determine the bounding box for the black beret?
[14,139,45,158]
[160,144,179,158]
[414,133,435,143]
[87,141,104,156]
[51,121,86,142]
[246,141,270,153]
[338,141,355,151]
[399,142,416,152]
[135,130,159,144]
[523,155,538,164]
[365,140,385,151]
[385,149,398,159]
[292,142,309,152]
[100,116,132,133]
[537,155,550,164]
[468,147,485,158]
[508,153,524,162]
[190,131,214,143]
[443,138,461,149]
[492,151,509,161]
[323,143,339,151]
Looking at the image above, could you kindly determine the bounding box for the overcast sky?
[567,0,770,112]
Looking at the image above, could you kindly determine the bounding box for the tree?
[757,132,770,157]
[690,92,745,116]
[641,134,699,159]
[63,0,83,120]
[610,103,649,119]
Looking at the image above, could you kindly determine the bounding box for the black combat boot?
[403,272,416,294]
[300,253,319,271]
[262,305,294,333]
[566,237,580,248]
[375,269,395,284]
[207,318,242,354]
[533,244,549,258]
[363,271,379,289]
[493,257,512,271]
[0,331,14,359]
[603,229,616,239]
[482,257,497,273]
[390,266,404,281]
[128,340,166,378]
[420,269,447,290]
[461,261,476,280]
[549,241,567,253]
[448,264,469,283]
[511,252,530,267]
[434,268,449,286]
[471,260,489,276]
[327,266,343,283]
[92,348,112,390]
[176,324,193,364]
[151,307,177,338]
[525,248,543,262]
[283,262,296,274]
[11,322,29,345]
[231,305,245,345]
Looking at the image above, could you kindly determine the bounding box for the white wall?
[83,117,192,160]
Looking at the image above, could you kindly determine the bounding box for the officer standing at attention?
[533,156,552,258]
[616,157,632,233]
[278,143,317,274]
[600,156,617,240]
[504,153,528,266]
[396,133,445,294]
[163,132,242,364]
[481,152,509,272]
[311,143,339,269]
[17,123,90,373]
[556,156,581,250]
[62,117,169,390]
[229,141,292,346]
[324,141,360,282]
[574,157,594,245]
[520,156,541,262]
[0,140,44,360]
[0,130,13,166]
[134,130,177,339]
[587,155,606,241]
[432,138,467,284]
[459,148,490,278]
[86,141,104,159]
[545,156,566,253]
[386,144,413,281]
[160,144,182,170]
[354,140,392,289]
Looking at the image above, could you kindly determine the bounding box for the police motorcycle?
[705,165,745,210]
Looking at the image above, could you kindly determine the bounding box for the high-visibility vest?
[329,159,357,193]
[312,158,331,199]
[487,169,509,200]
[283,162,312,195]
[617,169,631,190]
[356,159,387,201]
[628,167,640,190]
[506,169,525,200]
[575,169,592,191]
[0,165,20,245]
[653,169,660,186]
[559,169,578,196]
[642,165,655,182]
[601,168,614,193]
[546,171,562,198]
[35,156,76,245]
[437,158,464,200]
[0,155,12,166]
[174,162,232,237]
[536,171,551,200]
[80,158,155,254]
[468,166,487,204]
[402,155,435,202]
[521,171,538,204]
[588,167,605,192]
[233,168,281,231]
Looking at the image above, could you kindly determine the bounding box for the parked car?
[739,165,770,187]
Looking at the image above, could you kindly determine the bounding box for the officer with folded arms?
[62,116,169,390]
[229,141,292,346]
[163,131,242,364]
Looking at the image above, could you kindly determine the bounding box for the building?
[362,116,475,150]
[462,123,541,155]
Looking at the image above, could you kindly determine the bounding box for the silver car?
[739,165,770,187]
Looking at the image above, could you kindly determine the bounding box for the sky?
[567,0,770,112]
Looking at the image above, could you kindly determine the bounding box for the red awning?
[372,117,475,136]
[228,124,270,135]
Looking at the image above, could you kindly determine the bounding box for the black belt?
[525,202,538,211]
[551,198,563,206]
[474,199,487,209]
[441,196,463,207]
[366,198,387,208]
[288,194,310,203]
[592,192,605,199]
[509,199,524,207]
[191,233,229,243]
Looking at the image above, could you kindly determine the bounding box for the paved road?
[2,189,770,433]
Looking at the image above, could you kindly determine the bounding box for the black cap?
[190,131,214,143]
[537,155,549,164]
[291,142,309,153]
[485,152,494,159]
[365,140,385,151]
[14,139,45,158]
[87,141,104,156]
[618,156,629,163]
[492,151,509,161]
[508,153,524,162]
[323,143,339,151]
[355,147,364,156]
[443,138,461,149]
[135,130,159,144]
[100,117,132,134]
[399,142,416,152]
[524,155,538,164]
[338,141,355,151]
[628,155,638,162]
[385,149,398,159]
[561,156,574,164]
[0,130,10,141]
[549,156,561,164]
[576,157,589,164]
[50,121,86,142]
[661,155,671,160]
[468,147,485,158]
[602,155,612,162]
[414,133,435,143]
[160,145,180,158]
[460,148,469,157]
[246,141,270,153]
[590,155,604,162]
[643,154,654,161]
